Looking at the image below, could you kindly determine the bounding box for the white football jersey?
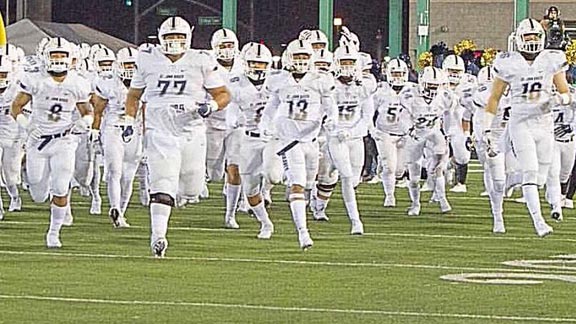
[469,83,512,139]
[227,73,269,133]
[131,47,225,136]
[262,70,337,142]
[206,59,243,130]
[494,50,568,122]
[95,75,130,127]
[333,78,374,138]
[374,82,417,135]
[0,84,23,140]
[19,72,91,135]
[445,76,477,135]
[552,87,576,141]
[400,87,457,136]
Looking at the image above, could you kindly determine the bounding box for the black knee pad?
[150,193,175,207]
[317,182,337,192]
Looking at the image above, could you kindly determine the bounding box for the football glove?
[482,130,498,158]
[197,100,218,118]
[554,124,573,138]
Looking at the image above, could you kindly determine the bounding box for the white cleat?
[407,204,421,216]
[449,183,467,193]
[439,199,452,213]
[350,220,364,235]
[151,237,168,258]
[224,218,240,229]
[200,183,209,199]
[117,216,131,228]
[383,196,396,207]
[139,189,150,206]
[492,220,506,234]
[90,198,102,215]
[262,189,272,208]
[63,212,74,227]
[367,177,381,184]
[480,191,490,197]
[395,179,408,188]
[564,199,574,209]
[46,233,62,248]
[237,198,249,214]
[312,209,330,222]
[551,205,563,222]
[420,182,433,192]
[257,222,274,240]
[536,223,553,238]
[514,197,526,204]
[187,196,200,204]
[298,230,314,250]
[8,197,22,212]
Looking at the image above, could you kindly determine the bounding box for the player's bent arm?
[91,94,108,130]
[207,86,231,110]
[484,77,507,128]
[553,72,572,106]
[125,87,144,118]
[321,94,339,133]
[10,92,31,119]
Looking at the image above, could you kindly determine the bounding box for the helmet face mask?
[161,33,189,55]
[94,48,116,77]
[0,56,12,89]
[337,59,357,78]
[246,61,269,82]
[242,43,272,82]
[310,49,333,73]
[211,28,239,61]
[116,47,138,80]
[419,67,446,100]
[217,42,236,61]
[291,53,311,73]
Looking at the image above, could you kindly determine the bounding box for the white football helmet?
[78,58,96,74]
[334,45,359,78]
[116,47,138,80]
[419,66,447,100]
[0,55,13,89]
[442,54,465,85]
[311,49,333,73]
[242,42,272,82]
[286,39,314,73]
[358,52,373,72]
[515,18,545,54]
[339,26,360,51]
[36,37,50,58]
[211,28,238,61]
[93,47,116,77]
[44,37,73,73]
[90,44,109,61]
[307,30,329,51]
[386,58,409,87]
[80,43,91,59]
[1,44,19,73]
[477,66,495,85]
[158,16,193,55]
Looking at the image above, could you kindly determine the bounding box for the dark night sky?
[27,0,396,58]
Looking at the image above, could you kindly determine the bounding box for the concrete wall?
[407,0,576,58]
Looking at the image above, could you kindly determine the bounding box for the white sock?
[546,181,562,207]
[489,186,504,217]
[483,166,493,193]
[150,203,171,242]
[381,171,395,198]
[91,164,101,201]
[251,202,271,225]
[341,177,360,222]
[49,204,67,235]
[408,182,420,205]
[120,175,136,213]
[434,176,446,200]
[6,184,18,200]
[289,200,307,231]
[225,184,241,219]
[107,172,121,209]
[523,184,546,227]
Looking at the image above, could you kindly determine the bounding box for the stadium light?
[125,0,133,6]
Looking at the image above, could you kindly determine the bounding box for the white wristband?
[558,92,571,106]
[209,100,219,112]
[16,114,29,129]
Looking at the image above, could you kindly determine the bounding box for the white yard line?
[0,250,575,275]
[0,294,573,322]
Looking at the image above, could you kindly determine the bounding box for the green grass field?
[1,162,576,323]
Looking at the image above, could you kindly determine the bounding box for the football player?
[261,39,337,249]
[92,47,142,228]
[0,57,24,218]
[228,42,275,239]
[373,58,416,207]
[11,37,93,248]
[400,66,456,216]
[442,54,477,193]
[487,18,570,237]
[299,29,329,52]
[125,16,230,257]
